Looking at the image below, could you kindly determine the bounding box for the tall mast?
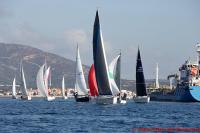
[119,51,121,90]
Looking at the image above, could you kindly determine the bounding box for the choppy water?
[0,97,200,133]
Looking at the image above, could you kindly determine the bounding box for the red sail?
[88,64,99,96]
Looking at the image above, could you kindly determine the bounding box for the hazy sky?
[0,0,200,80]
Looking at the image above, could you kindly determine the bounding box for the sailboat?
[74,45,89,102]
[20,62,31,100]
[88,64,98,97]
[12,78,17,99]
[114,53,121,91]
[133,48,150,103]
[108,55,120,96]
[109,53,127,104]
[36,64,55,101]
[155,63,160,89]
[62,76,68,99]
[44,66,55,101]
[93,10,118,104]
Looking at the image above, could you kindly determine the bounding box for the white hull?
[21,95,31,100]
[117,97,127,104]
[120,100,127,104]
[45,96,55,101]
[96,95,117,105]
[62,96,68,100]
[133,96,150,103]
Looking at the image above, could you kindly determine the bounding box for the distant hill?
[0,42,169,92]
[0,42,89,90]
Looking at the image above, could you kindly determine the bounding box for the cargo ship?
[150,44,200,102]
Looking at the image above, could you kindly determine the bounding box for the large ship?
[150,44,200,102]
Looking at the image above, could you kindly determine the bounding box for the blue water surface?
[0,97,200,133]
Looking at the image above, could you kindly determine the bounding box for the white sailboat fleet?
[8,11,150,105]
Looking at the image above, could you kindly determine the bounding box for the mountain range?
[0,42,90,90]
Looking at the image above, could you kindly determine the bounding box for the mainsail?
[20,62,29,97]
[136,48,147,96]
[75,45,88,96]
[155,63,159,89]
[115,53,121,90]
[62,76,66,97]
[44,66,50,96]
[36,64,48,97]
[93,10,112,95]
[12,78,16,97]
[88,64,98,97]
[109,55,120,95]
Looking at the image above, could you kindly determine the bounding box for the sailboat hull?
[21,95,31,100]
[120,99,127,104]
[75,95,90,102]
[62,96,68,100]
[96,95,117,104]
[117,91,127,104]
[45,96,55,101]
[12,96,17,99]
[133,96,150,103]
[117,97,127,104]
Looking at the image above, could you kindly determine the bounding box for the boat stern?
[96,95,117,104]
[189,86,200,102]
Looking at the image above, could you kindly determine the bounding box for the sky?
[0,0,200,80]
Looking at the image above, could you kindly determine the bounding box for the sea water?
[0,97,200,133]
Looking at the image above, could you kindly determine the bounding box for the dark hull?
[150,85,200,102]
[75,95,90,102]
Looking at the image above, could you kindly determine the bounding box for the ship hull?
[150,85,200,102]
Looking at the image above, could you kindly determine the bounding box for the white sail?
[36,64,47,97]
[21,64,29,96]
[75,46,88,96]
[12,78,16,98]
[62,76,66,97]
[155,63,159,89]
[109,55,120,96]
[44,67,50,96]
